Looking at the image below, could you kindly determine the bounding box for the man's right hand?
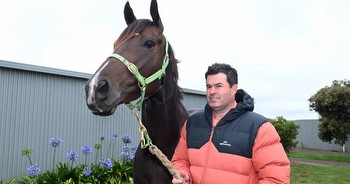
[172,171,190,184]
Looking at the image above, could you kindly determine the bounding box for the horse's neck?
[142,89,185,131]
[141,86,187,153]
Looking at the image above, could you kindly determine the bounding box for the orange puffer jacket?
[171,91,290,184]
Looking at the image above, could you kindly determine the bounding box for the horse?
[85,0,188,183]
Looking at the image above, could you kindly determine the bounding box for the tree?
[269,116,299,153]
[309,80,350,146]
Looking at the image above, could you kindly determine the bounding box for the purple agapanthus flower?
[100,158,113,169]
[128,154,135,161]
[122,145,129,152]
[130,145,137,152]
[83,166,92,176]
[122,135,132,144]
[80,145,93,155]
[110,133,118,141]
[49,137,63,148]
[120,145,136,162]
[27,163,40,177]
[66,150,79,161]
[120,151,133,162]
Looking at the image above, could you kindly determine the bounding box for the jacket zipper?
[200,126,215,184]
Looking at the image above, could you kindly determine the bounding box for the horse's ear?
[150,0,164,33]
[124,1,137,25]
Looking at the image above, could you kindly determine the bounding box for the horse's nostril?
[96,80,110,100]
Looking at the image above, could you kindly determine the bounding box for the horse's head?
[85,0,168,116]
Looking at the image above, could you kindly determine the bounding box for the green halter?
[109,39,169,111]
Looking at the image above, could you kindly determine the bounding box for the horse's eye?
[144,40,155,48]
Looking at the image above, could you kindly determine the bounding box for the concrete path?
[289,148,350,167]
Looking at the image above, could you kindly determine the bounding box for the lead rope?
[132,111,185,184]
[114,37,184,183]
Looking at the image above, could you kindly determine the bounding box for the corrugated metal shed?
[294,120,350,152]
[0,60,206,180]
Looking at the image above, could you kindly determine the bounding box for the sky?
[1,0,349,120]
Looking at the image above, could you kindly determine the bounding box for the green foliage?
[35,163,82,183]
[111,161,134,183]
[79,161,133,183]
[309,79,350,145]
[37,169,62,184]
[10,134,136,184]
[0,178,16,184]
[16,158,134,184]
[269,116,299,153]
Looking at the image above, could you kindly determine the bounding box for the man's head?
[205,63,238,87]
[205,63,238,112]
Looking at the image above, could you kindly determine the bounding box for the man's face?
[206,73,237,112]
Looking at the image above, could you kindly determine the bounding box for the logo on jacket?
[219,140,231,147]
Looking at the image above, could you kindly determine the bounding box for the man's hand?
[172,171,190,184]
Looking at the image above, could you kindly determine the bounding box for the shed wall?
[0,66,141,180]
[294,120,350,152]
[0,60,207,180]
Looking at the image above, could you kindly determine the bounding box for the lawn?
[289,151,350,183]
[291,163,350,184]
[288,152,350,162]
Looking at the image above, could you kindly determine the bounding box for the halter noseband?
[109,39,169,111]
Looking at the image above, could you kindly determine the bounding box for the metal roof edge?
[0,59,92,79]
[182,88,206,96]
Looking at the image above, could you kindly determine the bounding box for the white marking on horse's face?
[86,61,110,109]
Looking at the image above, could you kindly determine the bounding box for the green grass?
[289,151,350,183]
[288,152,350,162]
[291,163,350,184]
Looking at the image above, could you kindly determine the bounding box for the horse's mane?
[164,43,184,102]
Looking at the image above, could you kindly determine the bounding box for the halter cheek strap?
[109,39,169,111]
[111,39,184,182]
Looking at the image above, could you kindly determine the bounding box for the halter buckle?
[127,63,139,75]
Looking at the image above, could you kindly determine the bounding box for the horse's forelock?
[116,19,154,45]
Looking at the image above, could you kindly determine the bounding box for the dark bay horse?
[85,0,188,183]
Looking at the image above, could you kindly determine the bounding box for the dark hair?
[205,63,238,87]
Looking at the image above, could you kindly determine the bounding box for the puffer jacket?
[171,90,290,184]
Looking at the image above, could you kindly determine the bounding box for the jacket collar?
[204,89,254,126]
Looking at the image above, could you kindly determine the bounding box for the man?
[171,63,290,183]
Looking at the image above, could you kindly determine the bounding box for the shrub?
[270,116,300,153]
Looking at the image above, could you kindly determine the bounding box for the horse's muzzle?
[85,79,116,116]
